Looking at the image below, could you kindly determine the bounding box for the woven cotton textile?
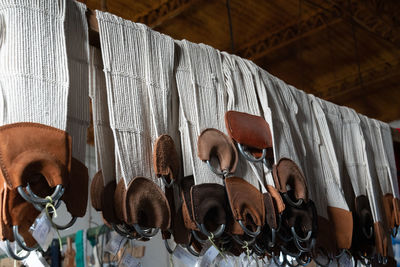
[97,11,176,186]
[0,0,68,129]
[89,47,116,184]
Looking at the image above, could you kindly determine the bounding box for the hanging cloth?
[175,40,227,185]
[0,0,69,129]
[360,115,400,231]
[221,53,269,188]
[341,106,387,257]
[96,11,175,185]
[96,11,175,233]
[312,96,353,252]
[88,46,116,185]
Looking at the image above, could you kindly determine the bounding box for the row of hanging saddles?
[0,111,396,265]
[90,110,397,266]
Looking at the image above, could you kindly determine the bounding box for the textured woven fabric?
[97,11,175,186]
[175,40,227,185]
[64,0,90,163]
[341,107,382,223]
[310,95,349,213]
[361,115,400,199]
[88,47,116,185]
[286,88,329,218]
[221,53,267,188]
[0,0,68,129]
[0,0,89,163]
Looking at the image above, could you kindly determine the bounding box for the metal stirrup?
[18,184,64,205]
[237,143,267,163]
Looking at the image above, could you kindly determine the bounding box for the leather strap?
[225,177,265,235]
[190,183,229,230]
[153,135,180,182]
[224,110,273,150]
[180,176,198,230]
[272,158,308,202]
[124,177,171,230]
[62,158,88,217]
[90,170,104,211]
[197,128,238,174]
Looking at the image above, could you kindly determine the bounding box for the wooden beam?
[86,0,199,47]
[327,0,400,48]
[316,58,400,101]
[133,0,199,28]
[236,5,342,61]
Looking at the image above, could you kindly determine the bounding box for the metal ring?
[335,248,351,259]
[362,225,373,239]
[160,175,174,188]
[45,211,77,230]
[293,236,316,253]
[113,224,131,238]
[5,240,30,261]
[231,234,256,246]
[164,239,176,254]
[206,160,227,176]
[112,224,137,239]
[238,220,261,237]
[26,184,64,203]
[191,230,207,244]
[282,192,304,207]
[13,226,38,252]
[280,245,302,258]
[253,243,265,256]
[291,227,312,242]
[133,224,159,238]
[26,184,63,210]
[237,143,267,163]
[185,243,200,257]
[198,223,225,239]
[17,184,64,205]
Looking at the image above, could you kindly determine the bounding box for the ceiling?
[81,0,400,122]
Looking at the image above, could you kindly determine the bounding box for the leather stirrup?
[197,128,238,175]
[225,110,273,159]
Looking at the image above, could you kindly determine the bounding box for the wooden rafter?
[134,0,199,28]
[328,0,400,48]
[86,0,199,46]
[236,5,342,61]
[317,58,400,101]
